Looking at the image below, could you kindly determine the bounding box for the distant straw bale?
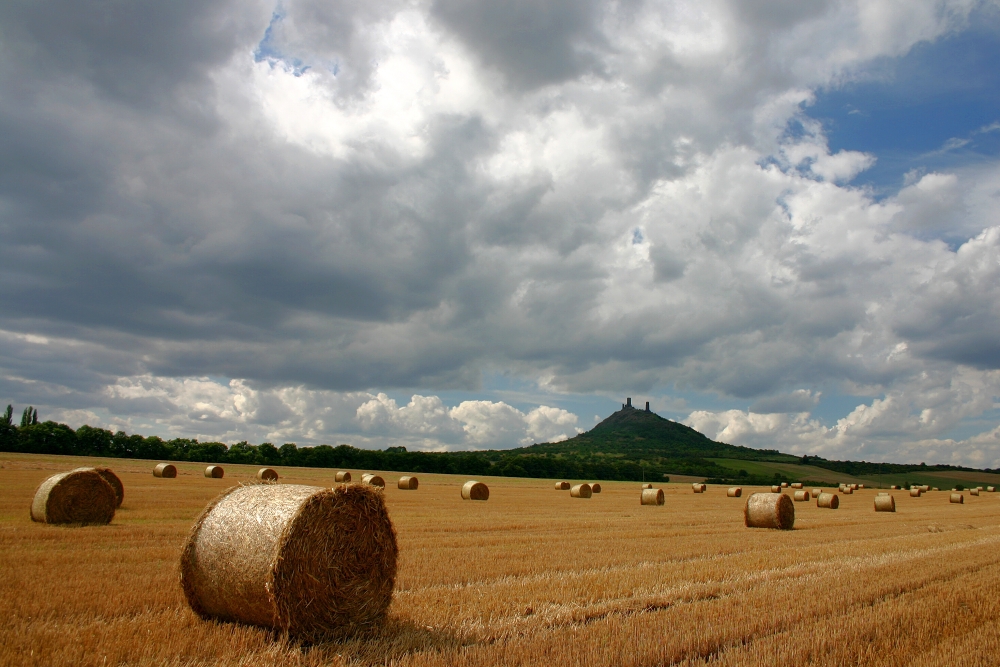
[950,493,964,504]
[461,481,489,500]
[790,483,803,489]
[817,493,839,509]
[361,474,384,488]
[771,485,781,493]
[727,487,742,498]
[570,483,592,498]
[920,485,930,492]
[932,487,940,491]
[641,483,653,489]
[397,476,418,490]
[890,485,899,490]
[640,488,664,505]
[335,472,352,483]
[73,466,124,507]
[180,483,397,641]
[910,488,922,497]
[555,481,570,490]
[850,484,858,491]
[591,483,602,493]
[744,493,794,530]
[989,486,996,492]
[257,468,279,482]
[153,463,177,478]
[970,488,980,496]
[692,483,706,493]
[874,495,895,512]
[977,486,984,491]
[780,482,788,488]
[842,487,854,495]
[858,484,865,489]
[30,469,116,524]
[205,466,224,479]
[810,488,821,498]
[793,490,810,502]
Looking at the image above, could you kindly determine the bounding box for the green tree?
[0,405,15,451]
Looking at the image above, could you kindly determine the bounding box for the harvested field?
[3,452,1000,666]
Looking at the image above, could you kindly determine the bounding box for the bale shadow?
[294,616,473,666]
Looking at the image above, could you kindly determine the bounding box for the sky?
[1,0,999,466]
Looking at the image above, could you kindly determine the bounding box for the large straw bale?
[727,487,742,497]
[810,488,822,498]
[790,483,803,489]
[817,492,839,509]
[744,493,795,530]
[641,483,653,489]
[397,476,418,490]
[73,466,124,507]
[950,493,964,504]
[692,483,706,493]
[335,472,352,483]
[874,495,895,512]
[570,483,592,498]
[793,490,810,502]
[970,488,980,496]
[641,488,664,505]
[153,463,177,478]
[771,485,781,493]
[180,483,397,641]
[257,468,279,482]
[205,466,225,479]
[591,483,602,493]
[910,488,922,497]
[30,469,116,524]
[361,474,385,488]
[461,481,489,500]
[555,481,570,490]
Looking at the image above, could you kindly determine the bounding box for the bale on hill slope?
[641,488,664,505]
[555,481,570,490]
[397,476,418,490]
[950,493,964,504]
[361,474,385,488]
[874,495,895,512]
[180,483,397,641]
[335,471,352,483]
[205,466,224,479]
[744,493,794,530]
[153,463,177,478]
[727,487,742,497]
[257,468,279,482]
[591,483,602,493]
[31,469,116,524]
[73,466,124,507]
[817,493,839,509]
[461,481,489,501]
[570,483,592,498]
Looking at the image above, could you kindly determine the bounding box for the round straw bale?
[810,488,821,498]
[361,474,385,488]
[555,481,570,490]
[793,490,810,502]
[858,484,865,489]
[790,482,803,489]
[257,468,279,482]
[850,484,858,490]
[890,485,899,490]
[988,486,996,492]
[692,483,706,493]
[641,483,653,489]
[744,493,794,530]
[932,487,939,491]
[970,488,980,496]
[842,487,854,495]
[727,487,742,497]
[950,493,964,504]
[780,482,788,488]
[910,488,922,497]
[817,492,839,509]
[874,495,895,512]
[397,476,418,490]
[180,483,397,641]
[771,485,781,493]
[977,486,984,491]
[570,483,592,498]
[641,488,664,505]
[205,466,225,479]
[30,469,116,524]
[591,483,602,493]
[153,463,177,478]
[461,481,489,501]
[73,466,124,507]
[920,485,930,493]
[335,471,352,483]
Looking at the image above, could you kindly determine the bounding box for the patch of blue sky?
[253,6,312,76]
[805,11,1000,196]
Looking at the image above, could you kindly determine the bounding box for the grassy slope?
[710,458,1000,489]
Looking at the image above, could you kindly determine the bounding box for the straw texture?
[73,466,124,508]
[335,472,352,483]
[950,493,964,504]
[810,488,822,498]
[910,488,922,497]
[180,483,397,641]
[461,481,489,501]
[874,495,895,512]
[257,468,279,482]
[591,483,602,493]
[727,487,742,498]
[640,488,664,506]
[744,493,794,530]
[970,488,980,496]
[793,490,810,502]
[30,469,117,524]
[692,483,706,493]
[397,476,418,490]
[790,483,802,489]
[554,481,570,490]
[361,474,385,488]
[205,466,225,479]
[153,463,177,478]
[570,484,592,498]
[817,493,839,509]
[770,485,781,493]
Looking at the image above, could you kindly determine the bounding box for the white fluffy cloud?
[0,0,998,463]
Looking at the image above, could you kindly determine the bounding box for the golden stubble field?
[3,453,1000,667]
